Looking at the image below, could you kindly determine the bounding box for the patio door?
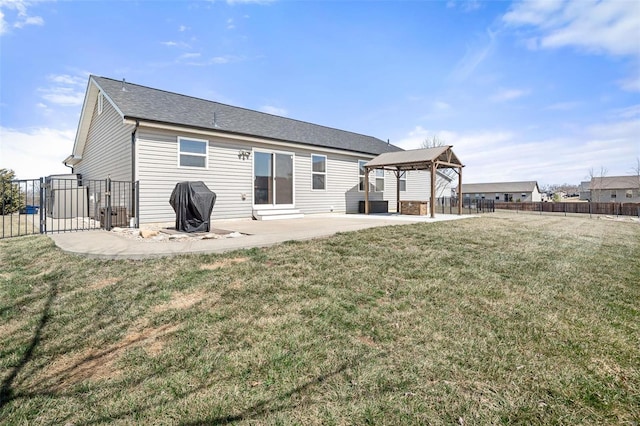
[254,151,294,206]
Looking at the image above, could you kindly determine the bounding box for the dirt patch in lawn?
[41,324,179,389]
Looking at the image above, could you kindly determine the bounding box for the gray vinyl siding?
[295,152,382,214]
[135,128,386,223]
[382,170,429,211]
[74,96,132,181]
[136,129,253,223]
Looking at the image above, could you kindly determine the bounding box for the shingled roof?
[460,181,540,194]
[590,175,640,190]
[92,76,401,156]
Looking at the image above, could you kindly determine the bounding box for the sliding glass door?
[254,151,293,206]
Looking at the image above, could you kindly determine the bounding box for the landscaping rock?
[140,230,159,239]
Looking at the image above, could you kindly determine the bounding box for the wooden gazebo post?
[458,166,463,215]
[364,168,370,214]
[395,169,401,214]
[430,162,436,218]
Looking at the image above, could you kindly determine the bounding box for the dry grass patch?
[0,319,27,337]
[87,277,121,291]
[199,256,249,270]
[41,323,179,389]
[152,289,210,313]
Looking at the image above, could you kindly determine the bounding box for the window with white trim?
[98,92,104,115]
[399,171,406,192]
[311,154,326,190]
[375,169,384,192]
[178,137,208,168]
[626,190,633,198]
[358,160,367,191]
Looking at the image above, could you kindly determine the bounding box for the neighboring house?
[64,76,452,224]
[458,181,542,202]
[578,181,591,201]
[587,175,640,203]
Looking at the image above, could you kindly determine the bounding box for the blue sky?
[1,0,639,185]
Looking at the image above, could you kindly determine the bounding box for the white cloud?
[613,104,640,119]
[227,18,235,29]
[433,101,451,111]
[450,28,497,81]
[161,40,192,49]
[179,25,189,32]
[618,74,640,93]
[0,10,7,34]
[545,101,581,111]
[489,88,530,102]
[260,105,288,116]
[180,52,201,59]
[211,55,244,64]
[446,0,482,12]
[38,73,86,107]
[503,0,640,58]
[502,0,564,26]
[393,117,638,185]
[0,127,75,179]
[13,14,41,28]
[0,0,45,35]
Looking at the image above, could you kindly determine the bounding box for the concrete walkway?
[48,213,475,260]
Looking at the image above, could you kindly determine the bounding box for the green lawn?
[1,215,638,424]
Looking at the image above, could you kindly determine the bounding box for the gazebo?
[363,146,464,218]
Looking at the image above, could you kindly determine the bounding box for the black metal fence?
[1,176,138,239]
[436,197,495,214]
[495,201,640,218]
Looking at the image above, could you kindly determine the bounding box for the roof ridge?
[93,75,389,144]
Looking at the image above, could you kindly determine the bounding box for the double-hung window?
[358,160,367,191]
[311,154,326,190]
[375,169,384,192]
[358,161,384,192]
[399,171,407,192]
[178,137,208,168]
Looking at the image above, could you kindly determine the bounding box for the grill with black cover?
[169,181,216,232]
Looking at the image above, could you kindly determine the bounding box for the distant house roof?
[590,175,640,190]
[459,181,539,194]
[91,76,401,156]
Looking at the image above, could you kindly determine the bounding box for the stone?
[140,229,159,238]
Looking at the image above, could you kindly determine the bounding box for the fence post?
[105,176,112,231]
[39,177,46,234]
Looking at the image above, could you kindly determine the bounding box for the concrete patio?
[48,213,476,260]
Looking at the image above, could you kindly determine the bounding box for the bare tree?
[421,135,455,197]
[588,166,608,202]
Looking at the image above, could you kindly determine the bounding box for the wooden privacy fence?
[495,202,640,217]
